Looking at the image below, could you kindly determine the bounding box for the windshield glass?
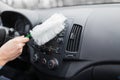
[0,0,120,9]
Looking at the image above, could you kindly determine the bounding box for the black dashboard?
[1,4,120,80]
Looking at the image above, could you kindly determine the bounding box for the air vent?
[66,24,82,52]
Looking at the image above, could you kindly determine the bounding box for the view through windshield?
[0,0,120,9]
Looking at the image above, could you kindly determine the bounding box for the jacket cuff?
[0,66,3,69]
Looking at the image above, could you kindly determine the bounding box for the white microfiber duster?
[26,13,67,46]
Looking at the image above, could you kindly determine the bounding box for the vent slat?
[75,26,82,51]
[72,25,78,51]
[66,24,82,52]
[73,25,79,51]
[67,25,74,51]
[71,25,77,51]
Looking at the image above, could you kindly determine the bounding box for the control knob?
[47,58,59,69]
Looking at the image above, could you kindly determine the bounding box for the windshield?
[0,0,120,9]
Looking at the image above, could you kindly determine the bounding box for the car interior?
[1,1,120,80]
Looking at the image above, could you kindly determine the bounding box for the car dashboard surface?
[1,3,120,80]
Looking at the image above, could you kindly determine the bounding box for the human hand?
[0,36,29,66]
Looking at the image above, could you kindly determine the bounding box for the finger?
[14,37,29,43]
[19,48,23,54]
[18,37,29,43]
[21,38,29,43]
[18,43,25,49]
[21,35,24,37]
[9,51,22,61]
[14,36,24,39]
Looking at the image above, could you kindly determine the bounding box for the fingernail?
[21,35,24,37]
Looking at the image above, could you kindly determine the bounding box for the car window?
[0,0,120,9]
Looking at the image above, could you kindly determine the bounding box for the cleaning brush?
[26,13,67,46]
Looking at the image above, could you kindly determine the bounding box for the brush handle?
[25,33,31,38]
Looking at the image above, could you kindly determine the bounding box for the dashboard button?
[57,38,63,44]
[54,48,60,54]
[41,58,47,64]
[59,31,65,37]
[33,54,39,62]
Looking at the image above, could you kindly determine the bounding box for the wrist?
[0,60,7,66]
[0,48,7,66]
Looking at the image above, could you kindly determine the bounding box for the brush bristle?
[30,13,67,46]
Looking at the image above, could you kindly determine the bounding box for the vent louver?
[66,24,82,52]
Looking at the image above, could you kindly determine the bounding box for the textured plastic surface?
[80,8,120,61]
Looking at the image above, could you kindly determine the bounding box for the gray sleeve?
[0,66,3,69]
